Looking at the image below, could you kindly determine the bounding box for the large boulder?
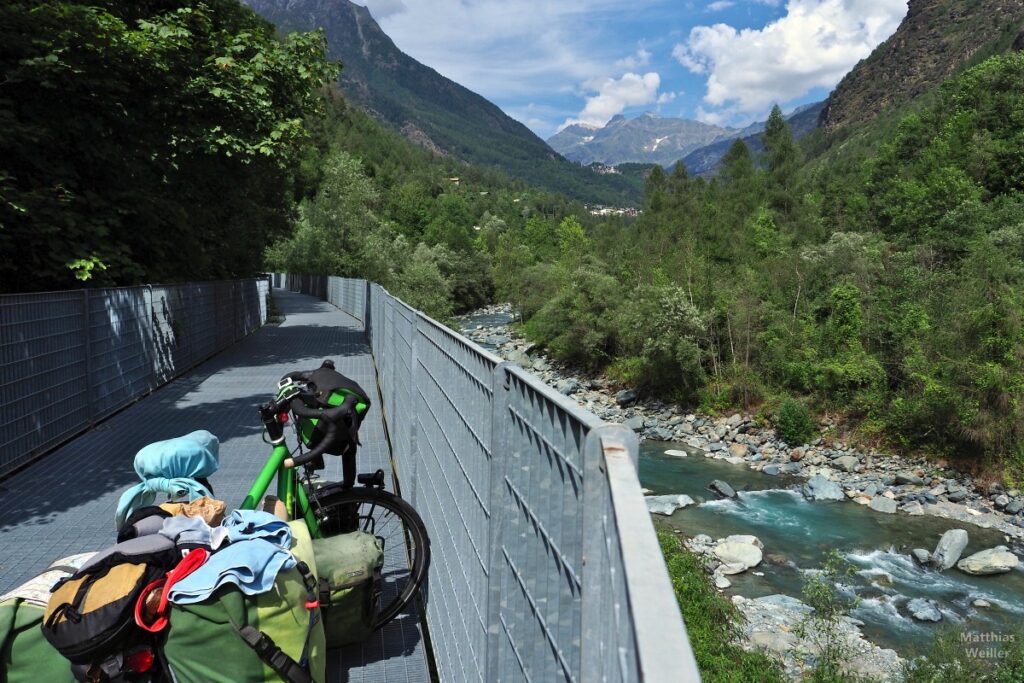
[506,349,532,367]
[649,427,674,441]
[645,494,695,516]
[713,541,763,571]
[932,529,969,570]
[947,489,968,503]
[956,548,1020,576]
[555,379,580,395]
[615,389,639,406]
[834,455,860,473]
[869,497,898,514]
[724,534,764,548]
[709,479,737,499]
[750,630,797,654]
[624,416,645,432]
[802,475,844,501]
[728,443,748,458]
[907,598,942,622]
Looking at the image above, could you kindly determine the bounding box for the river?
[642,442,1024,657]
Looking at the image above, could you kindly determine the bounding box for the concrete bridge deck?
[0,290,428,683]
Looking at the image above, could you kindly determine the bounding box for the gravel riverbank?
[461,306,1024,543]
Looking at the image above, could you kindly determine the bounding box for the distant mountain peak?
[563,122,598,132]
[548,111,735,166]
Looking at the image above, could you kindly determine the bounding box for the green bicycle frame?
[239,443,324,538]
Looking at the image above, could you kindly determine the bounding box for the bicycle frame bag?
[42,535,177,666]
[162,563,326,683]
[310,532,383,648]
[1,553,94,683]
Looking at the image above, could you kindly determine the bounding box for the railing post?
[484,362,511,682]
[83,289,93,425]
[404,314,421,508]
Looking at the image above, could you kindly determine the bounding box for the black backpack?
[42,534,178,678]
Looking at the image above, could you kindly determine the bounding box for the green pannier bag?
[311,531,383,648]
[0,553,94,683]
[163,560,327,683]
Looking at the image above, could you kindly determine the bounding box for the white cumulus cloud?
[675,0,907,122]
[615,48,653,70]
[562,72,662,129]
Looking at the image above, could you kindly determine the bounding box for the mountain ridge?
[548,112,735,166]
[243,0,643,204]
[821,0,1024,133]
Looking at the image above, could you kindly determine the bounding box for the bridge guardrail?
[0,278,269,477]
[278,272,699,683]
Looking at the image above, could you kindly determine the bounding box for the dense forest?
[498,55,1024,473]
[0,0,335,290]
[2,0,1022,474]
[264,91,591,321]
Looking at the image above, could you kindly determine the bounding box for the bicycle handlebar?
[287,395,358,467]
[259,359,362,469]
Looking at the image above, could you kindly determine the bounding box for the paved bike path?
[0,289,428,683]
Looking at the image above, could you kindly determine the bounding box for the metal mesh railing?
[277,273,698,683]
[0,278,269,477]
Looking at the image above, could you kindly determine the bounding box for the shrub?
[776,398,817,445]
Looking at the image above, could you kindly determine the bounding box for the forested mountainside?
[265,89,594,320]
[500,51,1024,470]
[0,0,588,303]
[820,0,1024,134]
[681,102,824,176]
[243,0,643,205]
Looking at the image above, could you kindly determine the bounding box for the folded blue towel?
[223,509,293,548]
[166,538,297,604]
[115,431,219,530]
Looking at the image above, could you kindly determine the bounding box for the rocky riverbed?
[459,305,1024,680]
[460,305,1024,542]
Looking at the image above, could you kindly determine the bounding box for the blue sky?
[357,0,908,138]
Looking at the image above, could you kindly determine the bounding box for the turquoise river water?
[640,443,1024,657]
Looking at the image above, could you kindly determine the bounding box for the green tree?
[797,550,861,682]
[762,104,797,215]
[557,215,590,266]
[0,0,336,290]
[264,151,378,276]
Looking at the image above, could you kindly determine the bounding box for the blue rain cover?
[115,430,219,529]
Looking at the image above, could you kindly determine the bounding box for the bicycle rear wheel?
[308,486,430,629]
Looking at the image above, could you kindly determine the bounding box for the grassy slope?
[658,529,786,683]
